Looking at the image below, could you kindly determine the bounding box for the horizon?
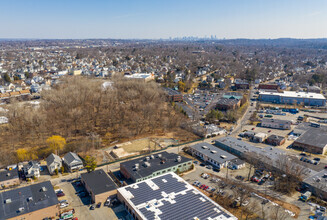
[0,0,326,39]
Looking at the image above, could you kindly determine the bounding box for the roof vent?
[5,199,12,204]
[41,187,47,192]
[157,154,162,158]
[6,173,10,177]
[27,197,33,202]
[150,155,155,159]
[202,146,208,149]
[211,150,217,154]
[18,207,25,212]
[220,155,227,159]
[145,156,150,161]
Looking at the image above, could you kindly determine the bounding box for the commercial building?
[259,91,326,106]
[164,88,183,102]
[252,132,268,143]
[258,83,279,91]
[223,92,243,100]
[0,181,59,220]
[303,170,327,201]
[124,73,154,82]
[266,135,286,146]
[234,79,249,89]
[120,152,192,183]
[261,118,292,130]
[81,169,117,203]
[214,137,285,169]
[117,172,237,220]
[0,169,19,188]
[189,142,244,169]
[216,98,241,110]
[292,126,327,154]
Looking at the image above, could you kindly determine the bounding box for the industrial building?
[0,181,59,220]
[292,126,327,154]
[189,142,244,169]
[266,135,286,146]
[261,118,292,130]
[117,172,237,220]
[303,170,327,201]
[120,152,192,183]
[81,169,117,203]
[259,91,326,106]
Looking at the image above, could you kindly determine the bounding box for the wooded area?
[0,77,185,165]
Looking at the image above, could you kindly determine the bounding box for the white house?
[46,153,62,175]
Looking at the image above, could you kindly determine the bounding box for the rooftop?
[0,169,19,182]
[0,181,58,219]
[81,169,117,195]
[261,118,292,124]
[303,169,327,193]
[259,91,326,100]
[118,172,237,220]
[217,98,240,106]
[190,142,237,165]
[120,152,192,181]
[293,126,327,149]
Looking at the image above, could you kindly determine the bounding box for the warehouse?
[120,152,192,183]
[0,181,59,220]
[81,169,117,203]
[117,172,237,220]
[189,142,244,169]
[261,118,292,130]
[259,91,326,106]
[292,126,327,154]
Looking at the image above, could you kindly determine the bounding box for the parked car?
[200,163,206,167]
[104,199,110,207]
[60,203,69,209]
[206,165,213,169]
[90,205,95,210]
[56,192,65,197]
[96,202,101,208]
[213,168,220,172]
[196,182,201,187]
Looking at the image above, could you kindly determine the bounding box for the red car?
[199,184,205,189]
[203,186,209,190]
[251,128,255,130]
[268,130,271,133]
[56,192,65,197]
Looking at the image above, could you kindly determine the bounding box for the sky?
[0,0,326,39]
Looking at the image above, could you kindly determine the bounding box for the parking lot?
[182,162,308,219]
[54,180,119,220]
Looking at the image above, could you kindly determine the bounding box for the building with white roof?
[259,91,326,106]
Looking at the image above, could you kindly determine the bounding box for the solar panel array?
[120,173,237,220]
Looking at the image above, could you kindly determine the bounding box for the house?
[266,135,286,146]
[0,169,20,188]
[292,126,327,154]
[62,152,83,172]
[261,118,292,130]
[81,169,117,203]
[46,153,62,175]
[117,172,237,220]
[120,152,192,183]
[189,142,243,169]
[0,181,59,220]
[22,161,40,179]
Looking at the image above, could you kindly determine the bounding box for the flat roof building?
[0,181,59,220]
[117,172,237,220]
[81,169,117,203]
[0,169,19,189]
[189,142,244,169]
[261,118,292,130]
[259,91,326,106]
[120,152,192,183]
[292,126,327,154]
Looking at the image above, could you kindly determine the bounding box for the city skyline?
[0,0,326,39]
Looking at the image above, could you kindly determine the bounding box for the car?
[314,161,319,165]
[300,153,307,157]
[211,188,216,192]
[325,165,327,169]
[56,192,65,197]
[303,158,308,162]
[203,185,209,190]
[230,185,236,189]
[193,181,199,185]
[96,202,101,208]
[237,137,242,140]
[300,157,304,161]
[320,206,326,212]
[55,189,63,194]
[206,165,213,169]
[213,168,220,172]
[268,130,271,133]
[206,187,212,191]
[200,163,206,167]
[60,203,69,209]
[196,182,201,187]
[200,184,205,189]
[59,200,68,204]
[104,199,111,206]
[90,205,95,210]
[261,199,269,205]
[193,161,199,164]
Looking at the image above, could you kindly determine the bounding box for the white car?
[55,189,63,194]
[60,203,69,209]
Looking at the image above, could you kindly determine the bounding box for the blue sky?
[0,0,326,39]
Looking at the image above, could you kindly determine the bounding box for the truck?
[299,191,311,202]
